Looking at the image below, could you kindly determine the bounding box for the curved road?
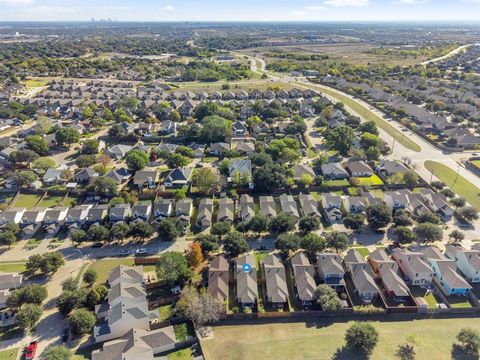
[421,43,476,66]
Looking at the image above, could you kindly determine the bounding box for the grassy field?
[425,161,480,210]
[202,317,480,360]
[470,160,480,168]
[167,348,194,360]
[22,78,49,87]
[350,246,370,258]
[297,82,421,153]
[158,304,175,321]
[86,258,135,284]
[37,195,63,208]
[356,174,383,186]
[0,347,19,360]
[12,193,41,209]
[0,261,26,273]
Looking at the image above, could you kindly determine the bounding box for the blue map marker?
[242,263,252,273]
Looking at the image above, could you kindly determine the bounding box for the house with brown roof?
[208,255,229,304]
[291,252,316,305]
[263,254,289,307]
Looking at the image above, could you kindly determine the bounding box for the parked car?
[135,248,149,256]
[91,242,103,248]
[119,249,130,256]
[25,341,38,360]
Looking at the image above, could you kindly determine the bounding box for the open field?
[86,258,135,284]
[22,78,49,87]
[0,347,20,360]
[12,193,41,209]
[202,317,480,360]
[300,83,421,152]
[425,161,480,210]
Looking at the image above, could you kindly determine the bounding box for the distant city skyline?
[0,0,479,22]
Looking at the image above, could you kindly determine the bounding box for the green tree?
[32,157,56,173]
[224,231,248,257]
[88,225,109,242]
[177,286,223,327]
[366,203,392,230]
[456,328,480,357]
[75,154,97,168]
[194,102,218,121]
[7,284,47,308]
[0,231,17,249]
[193,168,219,195]
[200,115,232,143]
[403,170,419,186]
[315,284,341,312]
[83,269,98,286]
[125,149,149,171]
[167,153,190,168]
[57,289,88,316]
[43,346,72,360]
[448,230,465,243]
[39,252,64,275]
[9,149,39,166]
[55,128,80,146]
[395,226,416,243]
[85,284,108,309]
[358,121,379,135]
[211,222,231,240]
[414,223,443,243]
[109,222,130,242]
[455,206,479,223]
[89,177,118,196]
[325,231,349,253]
[26,135,49,155]
[17,304,42,331]
[157,218,182,241]
[325,125,355,156]
[396,343,416,360]
[61,278,78,292]
[248,214,271,235]
[275,233,301,255]
[298,216,321,234]
[270,213,297,234]
[129,222,155,241]
[82,139,100,154]
[156,252,193,286]
[196,234,219,255]
[343,214,365,232]
[300,233,325,261]
[345,322,379,356]
[68,308,96,337]
[71,229,89,245]
[360,132,380,150]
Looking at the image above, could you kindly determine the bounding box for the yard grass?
[356,174,383,186]
[324,179,350,187]
[425,161,480,210]
[12,193,41,209]
[86,258,135,284]
[174,323,188,342]
[167,348,194,360]
[470,159,480,168]
[350,246,370,258]
[0,261,26,273]
[203,157,218,164]
[445,295,472,308]
[22,78,49,87]
[254,250,269,268]
[368,189,384,199]
[202,317,480,360]
[300,83,421,153]
[0,347,19,360]
[157,304,174,321]
[37,195,63,208]
[424,292,440,309]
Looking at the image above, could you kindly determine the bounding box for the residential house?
[158,120,177,135]
[196,199,214,229]
[228,159,252,183]
[131,201,152,223]
[92,327,177,360]
[291,252,316,305]
[42,206,69,235]
[152,199,173,223]
[86,204,109,225]
[346,161,374,177]
[343,196,369,214]
[321,163,349,180]
[217,198,234,223]
[106,168,132,185]
[208,255,229,304]
[20,208,47,236]
[175,199,193,233]
[263,254,289,307]
[368,249,410,302]
[235,253,258,308]
[292,165,316,183]
[74,168,99,184]
[0,208,25,225]
[384,190,411,212]
[259,196,277,218]
[155,143,177,154]
[445,245,480,283]
[317,253,345,290]
[64,205,92,234]
[106,144,133,160]
[43,168,66,185]
[421,246,472,296]
[377,160,409,177]
[417,188,454,217]
[133,170,159,189]
[239,194,255,222]
[232,121,248,136]
[298,194,320,218]
[210,142,230,156]
[392,248,434,287]
[0,272,23,290]
[344,249,379,304]
[321,193,343,222]
[234,142,255,156]
[279,194,299,218]
[109,204,132,223]
[164,168,192,188]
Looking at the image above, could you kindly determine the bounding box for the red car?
[25,341,38,360]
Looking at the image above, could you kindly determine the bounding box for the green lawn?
[470,159,480,168]
[86,258,135,284]
[0,347,19,360]
[167,348,194,360]
[158,304,174,321]
[37,195,63,208]
[301,83,421,153]
[0,261,26,273]
[254,251,269,268]
[22,78,49,87]
[425,161,480,210]
[424,292,439,308]
[12,194,41,209]
[324,179,350,187]
[174,323,188,342]
[445,295,472,308]
[356,174,383,186]
[350,246,370,258]
[368,189,385,199]
[202,318,480,360]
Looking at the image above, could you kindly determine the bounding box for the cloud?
[324,0,369,6]
[101,5,130,10]
[164,5,174,11]
[394,0,428,4]
[305,6,326,10]
[0,0,33,4]
[291,10,306,15]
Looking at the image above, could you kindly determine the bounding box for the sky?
[0,0,479,22]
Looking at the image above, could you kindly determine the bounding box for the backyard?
[425,161,480,210]
[0,347,19,360]
[0,261,26,273]
[12,193,41,209]
[201,317,480,360]
[86,258,136,284]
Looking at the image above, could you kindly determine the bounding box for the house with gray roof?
[210,142,230,156]
[298,194,320,218]
[235,253,258,308]
[0,208,25,225]
[279,194,299,218]
[65,205,92,234]
[175,199,193,233]
[20,208,47,236]
[343,196,370,214]
[106,144,133,160]
[259,196,277,218]
[43,168,66,185]
[106,168,132,185]
[43,206,69,235]
[109,204,132,223]
[208,255,229,304]
[164,168,192,188]
[86,204,109,225]
[346,161,374,177]
[263,254,289,307]
[74,168,99,184]
[321,193,343,222]
[133,170,159,189]
[291,252,317,305]
[155,143,177,154]
[292,164,316,183]
[196,198,214,229]
[131,201,152,223]
[377,160,409,177]
[417,188,454,217]
[153,199,173,222]
[217,198,234,223]
[445,245,480,283]
[239,194,255,222]
[392,248,434,287]
[316,253,345,290]
[229,159,252,182]
[344,249,379,304]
